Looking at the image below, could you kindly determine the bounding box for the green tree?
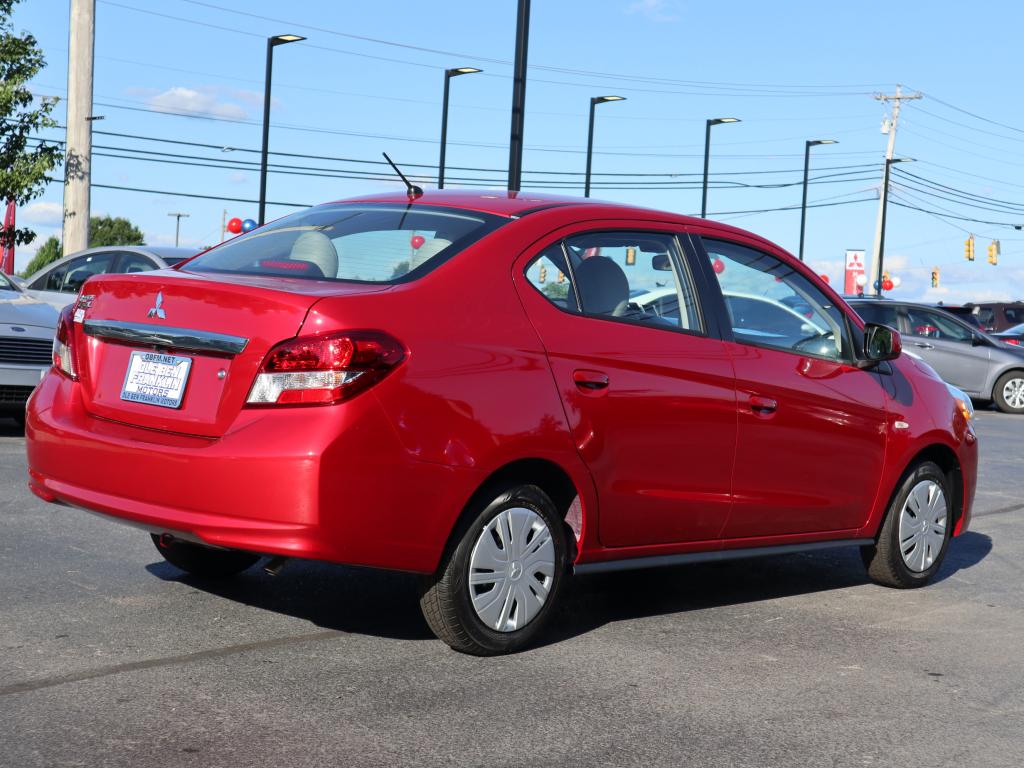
[89,215,144,247]
[21,233,58,276]
[0,0,60,254]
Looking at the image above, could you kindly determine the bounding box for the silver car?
[0,272,59,424]
[850,298,1024,413]
[23,246,199,311]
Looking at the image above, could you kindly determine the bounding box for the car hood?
[0,289,60,328]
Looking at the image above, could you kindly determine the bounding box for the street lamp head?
[808,139,838,146]
[271,34,306,46]
[888,156,915,165]
[709,117,740,126]
[592,95,626,105]
[448,67,482,76]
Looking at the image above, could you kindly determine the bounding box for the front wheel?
[993,370,1024,414]
[420,484,568,655]
[861,461,952,588]
[151,534,260,579]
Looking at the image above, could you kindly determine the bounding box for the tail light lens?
[247,330,405,406]
[1005,339,1020,346]
[52,305,78,380]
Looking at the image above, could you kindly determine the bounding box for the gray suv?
[850,298,1024,414]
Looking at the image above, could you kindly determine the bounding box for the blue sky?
[12,0,1024,303]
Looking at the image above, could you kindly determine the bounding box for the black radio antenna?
[382,152,423,198]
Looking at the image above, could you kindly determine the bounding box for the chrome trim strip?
[82,319,248,355]
[573,539,874,575]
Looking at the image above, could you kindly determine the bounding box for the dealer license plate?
[120,351,193,409]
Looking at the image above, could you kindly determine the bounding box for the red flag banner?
[0,200,15,275]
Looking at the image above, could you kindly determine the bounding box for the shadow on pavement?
[145,532,992,648]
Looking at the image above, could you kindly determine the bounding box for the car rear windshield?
[184,204,505,283]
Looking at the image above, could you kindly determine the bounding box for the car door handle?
[749,395,778,414]
[572,369,609,392]
[913,342,935,349]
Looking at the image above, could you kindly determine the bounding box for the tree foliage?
[89,215,144,247]
[21,233,58,276]
[0,0,60,252]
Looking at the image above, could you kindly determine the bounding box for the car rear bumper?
[26,371,481,573]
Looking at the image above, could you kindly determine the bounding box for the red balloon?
[882,278,894,291]
[227,217,243,234]
[820,274,830,284]
[712,259,726,274]
[410,235,425,250]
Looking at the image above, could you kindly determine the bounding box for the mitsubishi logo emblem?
[147,292,166,320]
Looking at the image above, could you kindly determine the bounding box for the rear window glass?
[185,204,504,283]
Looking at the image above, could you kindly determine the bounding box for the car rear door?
[514,224,737,547]
[902,306,990,395]
[694,233,888,539]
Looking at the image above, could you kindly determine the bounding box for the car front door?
[514,226,737,548]
[697,235,889,539]
[902,306,990,395]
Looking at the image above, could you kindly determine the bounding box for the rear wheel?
[419,484,567,655]
[861,461,951,588]
[993,370,1024,414]
[151,534,259,579]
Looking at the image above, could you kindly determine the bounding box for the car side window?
[702,238,851,361]
[118,253,159,274]
[905,308,973,342]
[563,231,702,332]
[525,244,580,313]
[30,263,67,291]
[854,302,900,328]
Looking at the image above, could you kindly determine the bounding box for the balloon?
[227,217,242,234]
[242,218,257,233]
[820,274,830,284]
[855,274,868,288]
[410,234,425,250]
[873,279,882,290]
[712,259,725,274]
[892,275,902,287]
[882,278,894,291]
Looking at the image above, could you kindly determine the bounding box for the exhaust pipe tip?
[263,555,289,577]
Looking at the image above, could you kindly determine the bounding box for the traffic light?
[931,267,940,288]
[538,264,547,283]
[557,270,565,283]
[988,239,1000,265]
[965,235,975,261]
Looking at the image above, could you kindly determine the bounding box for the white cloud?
[227,171,249,185]
[626,0,681,22]
[19,201,63,227]
[147,86,249,120]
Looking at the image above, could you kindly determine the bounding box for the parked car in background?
[27,191,978,654]
[932,304,985,330]
[993,322,1024,346]
[0,271,58,424]
[936,301,1024,332]
[24,246,200,311]
[850,297,1024,413]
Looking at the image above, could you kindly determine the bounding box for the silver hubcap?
[1003,377,1024,409]
[468,507,556,633]
[898,480,947,573]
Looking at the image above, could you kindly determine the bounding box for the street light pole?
[584,95,625,198]
[507,0,531,192]
[258,34,305,226]
[876,156,914,296]
[701,117,740,218]
[798,139,837,261]
[167,212,189,247]
[438,67,482,189]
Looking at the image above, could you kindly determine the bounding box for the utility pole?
[62,0,95,256]
[167,212,189,247]
[868,85,921,291]
[507,0,531,192]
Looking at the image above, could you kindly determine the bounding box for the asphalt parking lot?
[1,411,1021,768]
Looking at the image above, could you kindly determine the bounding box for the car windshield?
[1001,323,1024,335]
[185,204,504,283]
[0,272,20,291]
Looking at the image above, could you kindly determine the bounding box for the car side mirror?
[651,254,672,271]
[862,323,902,366]
[971,334,987,347]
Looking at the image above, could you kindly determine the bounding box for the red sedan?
[26,191,978,655]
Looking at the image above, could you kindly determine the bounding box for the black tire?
[992,370,1024,414]
[151,534,259,579]
[861,461,952,588]
[419,483,568,656]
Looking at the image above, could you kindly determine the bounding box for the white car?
[24,246,199,311]
[0,272,59,425]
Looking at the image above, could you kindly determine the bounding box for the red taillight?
[247,331,405,406]
[52,305,78,379]
[1006,339,1020,346]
